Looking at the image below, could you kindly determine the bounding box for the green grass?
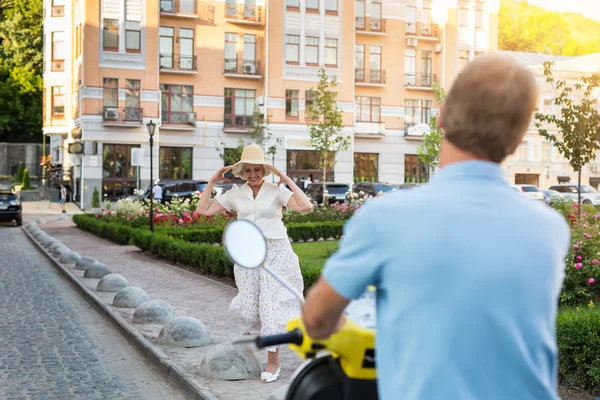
[293,240,339,270]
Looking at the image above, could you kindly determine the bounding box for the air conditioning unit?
[186,112,197,126]
[104,108,118,120]
[406,38,418,47]
[435,43,442,53]
[593,165,599,173]
[244,64,256,74]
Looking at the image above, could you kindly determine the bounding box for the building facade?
[501,51,600,190]
[43,0,499,209]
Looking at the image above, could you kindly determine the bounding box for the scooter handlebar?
[255,328,303,349]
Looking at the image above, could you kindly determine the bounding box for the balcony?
[356,17,386,35]
[102,107,143,127]
[160,0,198,17]
[162,111,197,129]
[355,122,385,138]
[224,4,263,25]
[355,69,386,87]
[224,59,261,79]
[224,114,254,131]
[160,54,198,74]
[405,23,439,40]
[51,5,65,17]
[404,73,437,90]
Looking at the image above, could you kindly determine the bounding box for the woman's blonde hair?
[440,54,539,163]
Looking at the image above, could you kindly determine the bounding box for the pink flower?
[584,233,592,239]
[178,219,184,225]
[577,256,582,262]
[593,259,599,265]
[589,278,595,284]
[575,263,583,270]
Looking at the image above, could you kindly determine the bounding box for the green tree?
[21,168,32,190]
[92,187,101,208]
[534,62,600,215]
[307,67,351,182]
[12,162,24,183]
[417,84,446,173]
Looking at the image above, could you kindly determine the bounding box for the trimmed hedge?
[557,304,600,392]
[73,213,326,290]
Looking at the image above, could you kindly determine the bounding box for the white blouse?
[215,181,294,239]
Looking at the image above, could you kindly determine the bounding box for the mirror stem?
[264,265,305,304]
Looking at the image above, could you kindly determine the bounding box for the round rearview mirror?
[223,220,267,269]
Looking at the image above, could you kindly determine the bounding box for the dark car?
[143,179,209,202]
[0,191,22,226]
[305,182,350,205]
[352,182,398,197]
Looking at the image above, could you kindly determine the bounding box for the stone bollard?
[199,343,262,380]
[157,316,210,348]
[83,263,112,279]
[59,252,81,265]
[96,274,128,292]
[132,299,174,324]
[113,287,149,308]
[74,256,97,270]
[267,385,290,400]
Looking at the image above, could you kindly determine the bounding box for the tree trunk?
[578,168,582,221]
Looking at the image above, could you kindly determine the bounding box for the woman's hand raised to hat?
[276,170,292,186]
[209,166,232,184]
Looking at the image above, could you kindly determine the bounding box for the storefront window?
[102,144,139,200]
[404,154,428,183]
[354,153,378,183]
[286,150,334,184]
[160,147,192,179]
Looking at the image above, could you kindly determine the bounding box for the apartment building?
[42,0,499,209]
[501,51,600,190]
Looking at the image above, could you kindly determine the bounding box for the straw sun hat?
[230,144,280,179]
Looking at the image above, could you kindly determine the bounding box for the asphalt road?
[0,224,185,400]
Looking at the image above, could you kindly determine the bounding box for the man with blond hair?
[301,54,570,399]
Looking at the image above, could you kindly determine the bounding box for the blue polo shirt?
[322,160,570,400]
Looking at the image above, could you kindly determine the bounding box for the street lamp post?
[147,120,156,233]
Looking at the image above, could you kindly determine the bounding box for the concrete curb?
[22,226,220,400]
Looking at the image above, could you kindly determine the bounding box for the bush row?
[73,213,323,290]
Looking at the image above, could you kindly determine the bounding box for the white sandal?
[261,366,281,383]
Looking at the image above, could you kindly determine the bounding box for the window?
[355,44,365,81]
[103,78,118,108]
[356,96,381,123]
[306,0,318,11]
[371,0,382,28]
[52,86,65,117]
[159,27,174,68]
[422,2,432,34]
[52,32,65,65]
[286,90,299,119]
[404,99,432,127]
[125,79,141,121]
[160,147,193,180]
[405,154,428,183]
[74,26,79,57]
[325,0,337,13]
[543,98,554,114]
[517,141,529,161]
[542,142,551,162]
[287,150,334,183]
[160,84,194,125]
[125,21,141,51]
[102,144,138,200]
[285,35,299,64]
[475,1,485,27]
[225,33,238,71]
[459,1,469,27]
[244,34,256,62]
[370,45,381,71]
[305,37,319,65]
[305,90,316,118]
[421,50,432,86]
[179,28,194,69]
[404,48,416,85]
[355,0,365,29]
[324,38,337,66]
[354,153,378,183]
[224,88,256,127]
[103,19,119,51]
[286,0,299,8]
[458,50,469,70]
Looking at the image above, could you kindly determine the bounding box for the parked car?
[394,183,423,191]
[541,189,565,205]
[512,185,545,202]
[143,179,209,202]
[305,183,350,205]
[548,183,600,205]
[0,191,22,226]
[353,182,398,197]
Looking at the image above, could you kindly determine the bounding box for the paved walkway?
[0,228,184,400]
[39,218,302,400]
[21,201,83,217]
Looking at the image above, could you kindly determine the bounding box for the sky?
[519,0,600,21]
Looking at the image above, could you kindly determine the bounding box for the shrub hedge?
[73,213,325,290]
